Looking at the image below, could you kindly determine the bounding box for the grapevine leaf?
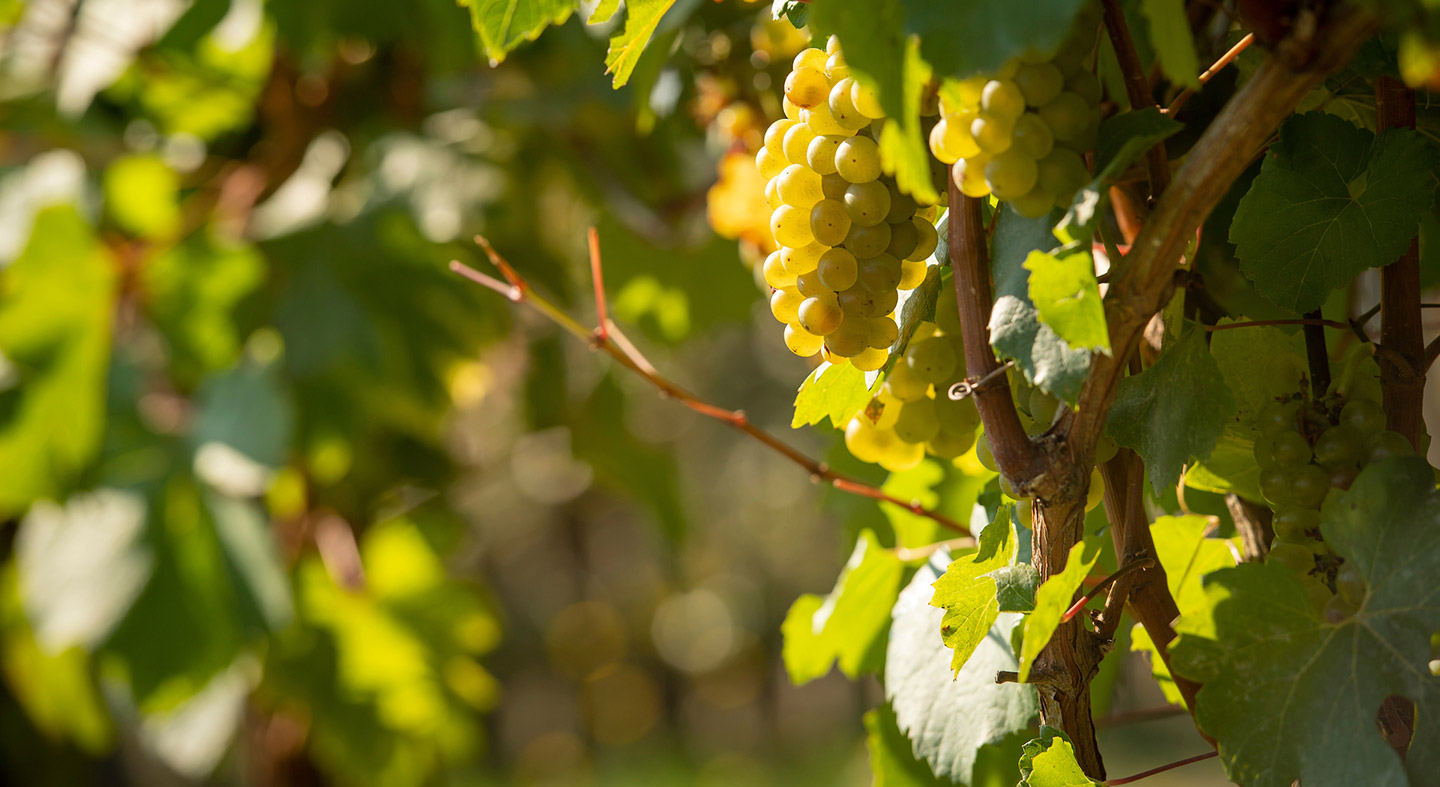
[990,205,1092,404]
[0,206,115,514]
[1105,325,1235,494]
[771,0,809,27]
[930,510,1015,673]
[589,0,621,24]
[989,563,1039,613]
[1140,0,1199,89]
[871,262,943,388]
[1017,726,1102,787]
[864,703,948,787]
[876,39,941,205]
[191,360,294,476]
[1129,623,1184,706]
[879,458,988,551]
[1059,109,1182,239]
[1017,539,1099,683]
[1023,249,1110,354]
[1231,113,1440,313]
[1209,319,1307,435]
[793,361,873,429]
[600,0,678,88]
[901,0,1090,81]
[781,530,903,684]
[1171,458,1440,787]
[459,0,575,65]
[1184,432,1263,502]
[889,550,1039,783]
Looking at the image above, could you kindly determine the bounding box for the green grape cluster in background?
[760,38,941,370]
[928,10,1102,217]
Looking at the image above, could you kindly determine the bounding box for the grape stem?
[1302,308,1331,400]
[452,234,973,538]
[1198,317,1352,332]
[1104,752,1218,785]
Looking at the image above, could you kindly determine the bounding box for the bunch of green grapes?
[758,37,941,371]
[927,14,1101,218]
[973,374,1112,511]
[842,290,978,470]
[1255,392,1410,621]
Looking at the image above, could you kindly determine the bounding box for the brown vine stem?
[1199,317,1352,332]
[1376,76,1426,450]
[452,235,972,538]
[1105,752,1218,785]
[1061,556,1155,624]
[1302,308,1331,399]
[1166,33,1256,115]
[1101,0,1171,199]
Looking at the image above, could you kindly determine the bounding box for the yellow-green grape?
[906,336,957,383]
[781,242,825,275]
[1085,467,1104,512]
[807,135,844,175]
[765,177,782,210]
[859,285,898,318]
[955,76,986,107]
[927,429,976,459]
[1012,113,1054,159]
[977,434,999,471]
[1066,71,1102,105]
[771,204,815,247]
[793,47,828,72]
[935,390,981,435]
[953,157,989,198]
[1095,433,1118,463]
[803,102,851,136]
[784,324,824,357]
[985,151,1039,200]
[934,288,962,335]
[825,52,850,82]
[798,294,844,335]
[852,346,890,373]
[835,136,882,183]
[867,316,898,348]
[777,164,824,209]
[782,122,817,165]
[917,204,940,222]
[885,185,917,223]
[844,180,891,226]
[970,113,1014,155]
[825,36,842,55]
[809,199,851,246]
[1037,147,1089,205]
[783,96,802,120]
[851,80,884,119]
[817,247,858,291]
[858,252,901,291]
[895,397,941,443]
[1014,62,1064,107]
[884,360,929,401]
[785,65,829,109]
[1012,185,1057,218]
[763,251,796,288]
[909,216,939,261]
[898,258,927,290]
[845,221,892,258]
[756,147,787,179]
[828,78,869,130]
[981,80,1026,119]
[825,320,869,357]
[1038,92,1091,142]
[796,270,828,298]
[1000,475,1028,500]
[820,172,848,201]
[764,119,796,159]
[770,287,802,323]
[929,114,981,162]
[886,220,919,260]
[1028,388,1061,427]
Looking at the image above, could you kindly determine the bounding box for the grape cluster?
[843,289,978,471]
[759,38,941,371]
[927,18,1101,218]
[1255,392,1411,621]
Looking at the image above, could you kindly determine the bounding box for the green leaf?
[1017,539,1099,682]
[459,0,575,65]
[876,40,941,206]
[793,361,873,429]
[990,205,1092,404]
[864,703,948,787]
[781,530,903,684]
[1171,458,1440,787]
[1059,109,1183,239]
[103,155,182,239]
[771,0,809,27]
[989,563,1040,613]
[889,551,1038,784]
[1017,726,1102,787]
[1129,623,1183,706]
[1183,432,1263,502]
[1106,325,1236,495]
[902,0,1090,80]
[589,0,621,24]
[1139,0,1198,89]
[1209,319,1307,435]
[930,510,1015,674]
[601,0,678,88]
[0,206,115,514]
[1023,249,1109,353]
[1232,113,1440,313]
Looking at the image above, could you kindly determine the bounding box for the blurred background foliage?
[0,1,1225,785]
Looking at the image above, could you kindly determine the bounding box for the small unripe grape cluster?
[843,292,978,470]
[759,37,941,371]
[1255,392,1408,621]
[927,18,1101,218]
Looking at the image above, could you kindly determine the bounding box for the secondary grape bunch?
[760,37,941,371]
[1254,391,1410,621]
[927,13,1101,218]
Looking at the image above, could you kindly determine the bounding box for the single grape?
[803,102,851,136]
[897,258,927,290]
[1366,430,1413,462]
[851,80,884,119]
[977,434,999,471]
[1036,147,1088,204]
[771,204,815,247]
[981,80,1026,119]
[756,147,787,180]
[798,295,844,335]
[934,288,962,335]
[845,222,892,258]
[825,52,850,82]
[1335,562,1366,605]
[825,321,869,357]
[835,136,882,183]
[1327,464,1359,492]
[810,199,852,246]
[970,113,1015,154]
[851,345,890,372]
[793,47,828,72]
[985,150,1040,200]
[770,288,802,323]
[796,272,829,300]
[955,77,986,107]
[776,164,824,209]
[867,317,899,350]
[894,397,941,443]
[927,429,976,459]
[1011,113,1055,159]
[844,180,891,226]
[909,217,939,261]
[782,96,802,121]
[1085,466,1104,512]
[827,78,869,130]
[951,156,991,198]
[857,252,902,292]
[1269,430,1312,468]
[1014,62,1064,107]
[1066,71,1101,105]
[907,337,958,384]
[807,135,844,175]
[884,360,929,401]
[878,429,925,472]
[1255,399,1300,437]
[785,65,829,109]
[817,247,859,291]
[782,123,817,167]
[1260,467,1296,507]
[1095,433,1118,463]
[784,324,824,357]
[763,251,796,289]
[764,119,797,159]
[1268,542,1315,576]
[999,474,1028,501]
[1313,424,1363,468]
[825,36,842,55]
[885,219,919,260]
[844,416,888,463]
[1253,430,1279,469]
[765,177,783,210]
[935,391,981,435]
[821,172,849,200]
[1273,508,1320,541]
[1039,92,1091,142]
[1289,465,1329,509]
[929,114,982,162]
[1028,388,1061,427]
[1339,398,1386,434]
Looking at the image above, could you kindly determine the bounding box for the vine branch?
[1105,752,1219,785]
[452,236,971,538]
[1062,556,1155,625]
[1101,0,1171,199]
[1166,33,1256,115]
